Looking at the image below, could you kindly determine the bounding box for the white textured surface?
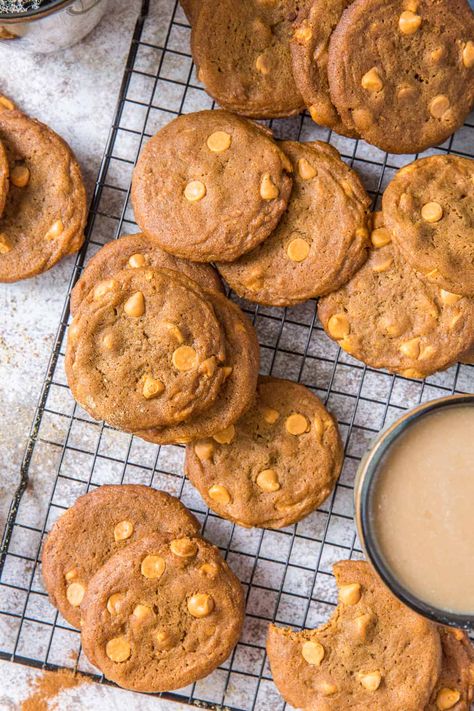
[0,1,181,707]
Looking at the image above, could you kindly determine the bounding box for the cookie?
[131,110,293,262]
[185,376,343,528]
[179,0,199,23]
[41,485,200,629]
[218,141,370,306]
[267,559,442,711]
[290,0,358,137]
[383,155,474,297]
[191,0,305,118]
[0,109,86,282]
[0,138,8,217]
[137,291,259,445]
[70,233,223,317]
[327,0,474,154]
[427,628,474,711]
[317,220,474,379]
[66,267,227,431]
[80,533,245,692]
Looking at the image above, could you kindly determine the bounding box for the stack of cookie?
[42,485,245,692]
[66,234,259,444]
[267,560,474,710]
[319,154,474,379]
[185,0,474,154]
[0,96,86,282]
[130,109,372,305]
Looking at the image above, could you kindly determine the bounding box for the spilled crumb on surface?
[21,668,91,711]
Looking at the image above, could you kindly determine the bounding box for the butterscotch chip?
[0,96,14,111]
[106,636,131,663]
[359,671,382,691]
[141,555,166,580]
[194,441,214,461]
[131,110,293,262]
[462,40,474,69]
[260,172,279,201]
[94,279,116,300]
[398,10,421,34]
[208,485,231,505]
[354,613,373,640]
[0,233,12,254]
[66,268,227,431]
[267,560,441,710]
[326,0,474,153]
[114,520,134,542]
[124,291,145,317]
[361,67,383,92]
[10,165,30,188]
[41,485,199,629]
[218,140,371,306]
[297,158,317,180]
[383,155,474,297]
[327,313,350,340]
[256,469,280,492]
[170,538,198,558]
[213,424,235,444]
[66,581,85,607]
[421,201,443,223]
[154,629,173,649]
[255,53,271,75]
[102,333,115,350]
[199,562,219,579]
[301,641,325,666]
[439,289,462,305]
[132,604,154,622]
[187,593,215,618]
[186,377,342,529]
[371,227,392,248]
[107,592,126,615]
[45,219,64,241]
[128,253,146,268]
[436,689,461,710]
[286,237,310,262]
[339,582,361,605]
[206,130,231,153]
[293,24,312,43]
[285,413,309,436]
[399,337,420,359]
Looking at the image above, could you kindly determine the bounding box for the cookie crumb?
[21,668,90,711]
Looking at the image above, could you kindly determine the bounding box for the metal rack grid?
[1,0,473,709]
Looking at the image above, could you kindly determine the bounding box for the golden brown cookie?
[80,533,245,692]
[427,628,474,711]
[131,110,293,262]
[218,140,370,306]
[290,0,358,137]
[267,560,442,711]
[191,0,305,118]
[137,291,259,445]
[185,377,343,528]
[0,109,86,282]
[66,267,227,431]
[70,233,223,316]
[0,138,8,217]
[41,485,200,629]
[317,220,474,378]
[327,0,474,154]
[383,155,474,297]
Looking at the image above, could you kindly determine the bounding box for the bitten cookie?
[70,233,223,316]
[131,110,293,262]
[41,485,200,628]
[192,0,305,118]
[218,141,370,306]
[137,291,259,445]
[185,377,343,528]
[290,0,358,137]
[383,155,474,297]
[427,628,474,711]
[66,267,227,431]
[267,560,442,711]
[0,109,86,282]
[318,216,474,379]
[327,0,474,154]
[80,533,245,692]
[0,138,8,217]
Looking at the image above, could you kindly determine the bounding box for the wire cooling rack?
[1,1,473,709]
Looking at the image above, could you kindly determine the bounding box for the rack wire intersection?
[1,1,473,709]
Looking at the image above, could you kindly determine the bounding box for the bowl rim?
[355,393,474,630]
[0,0,75,22]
